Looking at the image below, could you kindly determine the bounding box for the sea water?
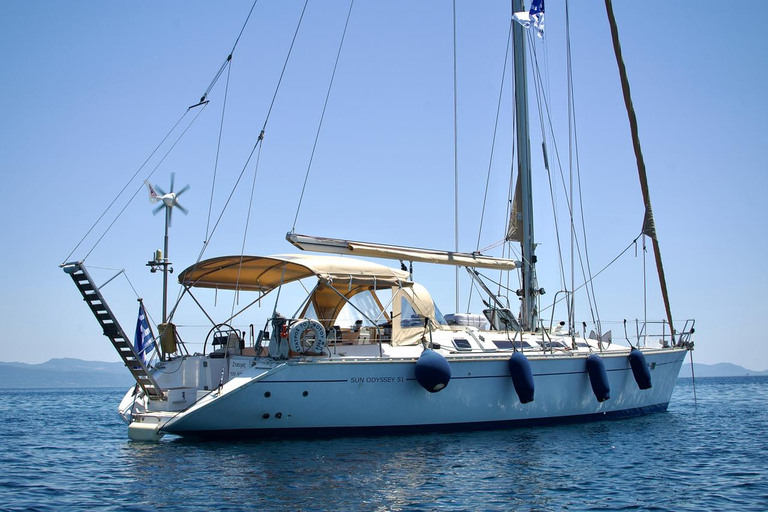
[1,377,766,511]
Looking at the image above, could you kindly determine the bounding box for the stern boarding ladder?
[62,262,163,400]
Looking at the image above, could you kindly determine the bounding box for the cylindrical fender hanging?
[586,354,611,402]
[288,319,327,354]
[508,352,534,404]
[628,348,652,390]
[415,349,451,393]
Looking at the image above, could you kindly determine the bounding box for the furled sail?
[642,205,657,240]
[505,173,524,242]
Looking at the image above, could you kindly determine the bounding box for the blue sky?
[1,1,766,370]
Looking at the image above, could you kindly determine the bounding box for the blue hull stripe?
[170,402,670,440]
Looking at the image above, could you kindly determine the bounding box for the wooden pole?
[604,0,676,342]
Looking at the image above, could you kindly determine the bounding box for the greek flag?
[134,303,156,365]
[513,0,545,38]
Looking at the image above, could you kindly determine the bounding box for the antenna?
[145,173,190,323]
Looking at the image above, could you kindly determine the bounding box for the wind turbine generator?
[145,173,190,323]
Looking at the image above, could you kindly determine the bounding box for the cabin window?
[432,302,448,326]
[336,290,384,328]
[399,296,448,328]
[544,339,569,349]
[492,339,535,350]
[400,297,424,328]
[452,338,472,351]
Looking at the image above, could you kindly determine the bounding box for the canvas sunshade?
[178,254,410,292]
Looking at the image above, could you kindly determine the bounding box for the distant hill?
[0,358,135,388]
[678,362,768,378]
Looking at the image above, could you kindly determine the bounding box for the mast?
[512,0,539,331]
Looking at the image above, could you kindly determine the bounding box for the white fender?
[128,421,164,442]
[288,319,327,354]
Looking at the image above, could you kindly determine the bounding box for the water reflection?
[120,427,574,510]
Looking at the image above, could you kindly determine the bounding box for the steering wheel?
[202,323,239,355]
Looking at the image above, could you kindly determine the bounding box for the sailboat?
[62,0,694,441]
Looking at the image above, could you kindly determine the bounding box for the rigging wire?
[71,104,209,264]
[565,0,602,333]
[205,61,233,244]
[604,0,676,341]
[231,141,266,318]
[476,22,512,253]
[62,108,192,264]
[468,20,513,314]
[473,220,646,313]
[85,105,209,264]
[261,0,310,134]
[189,0,311,267]
[540,232,643,314]
[643,233,648,343]
[565,0,576,337]
[89,265,161,334]
[453,0,460,313]
[292,0,356,232]
[170,0,312,322]
[199,0,260,104]
[63,0,263,266]
[527,31,569,298]
[191,133,261,266]
[230,0,260,57]
[527,24,601,328]
[201,0,261,240]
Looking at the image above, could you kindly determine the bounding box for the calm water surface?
[1,377,766,511]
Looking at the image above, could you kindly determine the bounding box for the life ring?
[289,319,327,354]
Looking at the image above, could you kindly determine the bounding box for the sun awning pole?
[604,0,675,342]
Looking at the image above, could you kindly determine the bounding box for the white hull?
[146,347,687,438]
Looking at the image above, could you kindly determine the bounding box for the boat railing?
[635,318,695,348]
[677,319,696,348]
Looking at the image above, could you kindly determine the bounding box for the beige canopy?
[178,254,410,292]
[391,282,447,346]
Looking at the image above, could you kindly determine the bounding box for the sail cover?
[287,233,519,271]
[178,254,410,292]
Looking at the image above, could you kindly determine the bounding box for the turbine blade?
[176,202,188,215]
[170,172,176,193]
[153,204,165,216]
[176,184,190,197]
[154,184,167,196]
[168,207,173,227]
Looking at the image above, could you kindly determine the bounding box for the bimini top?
[177,254,411,292]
